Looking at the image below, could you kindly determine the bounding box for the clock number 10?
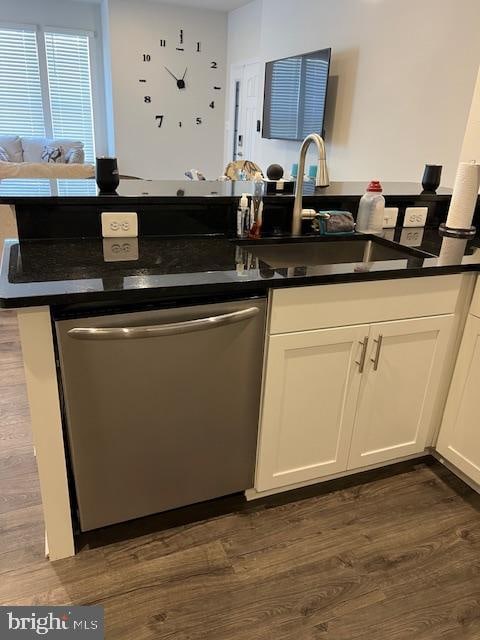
[155,115,164,128]
[143,54,151,62]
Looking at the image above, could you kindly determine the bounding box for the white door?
[436,315,480,485]
[348,315,454,470]
[255,325,367,491]
[233,62,261,163]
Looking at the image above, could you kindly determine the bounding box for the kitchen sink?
[237,236,432,269]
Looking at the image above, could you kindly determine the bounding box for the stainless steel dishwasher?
[55,297,266,531]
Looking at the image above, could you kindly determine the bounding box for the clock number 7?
[155,115,164,128]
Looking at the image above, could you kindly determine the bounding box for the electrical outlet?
[102,238,139,262]
[400,227,424,247]
[383,228,396,242]
[101,212,138,238]
[403,207,428,228]
[383,207,399,228]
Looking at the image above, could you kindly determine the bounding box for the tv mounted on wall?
[262,48,331,141]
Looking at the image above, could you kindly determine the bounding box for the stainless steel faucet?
[292,133,330,235]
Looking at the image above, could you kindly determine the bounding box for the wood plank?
[2,314,480,638]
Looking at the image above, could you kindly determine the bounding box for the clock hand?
[182,67,188,80]
[164,66,178,82]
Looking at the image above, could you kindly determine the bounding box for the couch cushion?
[22,137,84,162]
[65,147,85,164]
[0,136,23,162]
[41,145,65,163]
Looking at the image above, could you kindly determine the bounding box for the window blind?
[0,28,45,136]
[300,58,329,139]
[268,57,302,140]
[44,31,96,162]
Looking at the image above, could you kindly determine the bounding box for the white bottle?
[356,181,385,235]
[237,193,250,238]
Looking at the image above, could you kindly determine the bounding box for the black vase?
[422,164,442,192]
[96,157,119,193]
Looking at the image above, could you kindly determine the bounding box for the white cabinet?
[436,315,480,485]
[256,299,455,492]
[255,325,366,491]
[348,315,454,469]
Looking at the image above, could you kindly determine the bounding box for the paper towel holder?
[439,222,476,238]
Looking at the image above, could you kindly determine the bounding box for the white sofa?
[0,135,85,164]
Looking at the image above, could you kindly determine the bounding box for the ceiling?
[151,0,251,9]
[72,0,252,10]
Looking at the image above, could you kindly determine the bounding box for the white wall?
[461,66,480,164]
[0,0,108,156]
[228,0,480,186]
[107,0,227,180]
[227,0,262,68]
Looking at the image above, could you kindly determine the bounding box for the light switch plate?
[101,211,138,238]
[400,227,425,247]
[403,207,428,228]
[383,207,399,228]
[103,238,139,262]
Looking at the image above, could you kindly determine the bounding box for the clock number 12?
[155,115,164,128]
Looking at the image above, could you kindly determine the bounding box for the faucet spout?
[292,133,329,235]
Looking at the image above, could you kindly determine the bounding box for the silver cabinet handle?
[371,334,384,371]
[68,306,260,341]
[355,336,369,373]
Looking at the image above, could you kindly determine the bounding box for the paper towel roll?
[438,237,468,266]
[445,161,480,230]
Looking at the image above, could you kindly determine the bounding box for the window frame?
[0,21,99,159]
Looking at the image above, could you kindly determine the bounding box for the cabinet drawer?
[470,276,480,319]
[270,275,463,334]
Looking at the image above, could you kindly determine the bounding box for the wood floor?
[2,310,480,639]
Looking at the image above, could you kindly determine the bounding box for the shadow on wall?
[324,47,359,148]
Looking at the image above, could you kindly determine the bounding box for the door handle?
[355,336,369,373]
[68,306,260,341]
[370,334,384,371]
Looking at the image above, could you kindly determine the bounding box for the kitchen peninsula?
[2,179,480,562]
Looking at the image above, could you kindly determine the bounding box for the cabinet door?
[255,325,367,491]
[436,315,480,485]
[348,315,453,470]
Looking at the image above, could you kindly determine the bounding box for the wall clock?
[137,27,223,131]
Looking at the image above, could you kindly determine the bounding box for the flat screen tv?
[262,48,331,141]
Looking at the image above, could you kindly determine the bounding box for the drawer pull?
[371,334,384,371]
[355,337,369,373]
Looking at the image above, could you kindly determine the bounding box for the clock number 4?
[209,101,215,109]
[143,54,151,62]
[155,115,164,128]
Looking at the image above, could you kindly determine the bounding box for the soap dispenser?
[356,181,385,235]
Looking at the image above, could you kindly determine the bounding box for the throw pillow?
[0,146,9,162]
[41,145,65,163]
[65,147,85,164]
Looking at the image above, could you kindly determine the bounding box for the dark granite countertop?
[1,229,479,310]
[0,179,453,205]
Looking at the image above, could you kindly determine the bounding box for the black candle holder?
[96,157,119,194]
[422,164,442,193]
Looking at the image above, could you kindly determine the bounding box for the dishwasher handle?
[67,306,261,341]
